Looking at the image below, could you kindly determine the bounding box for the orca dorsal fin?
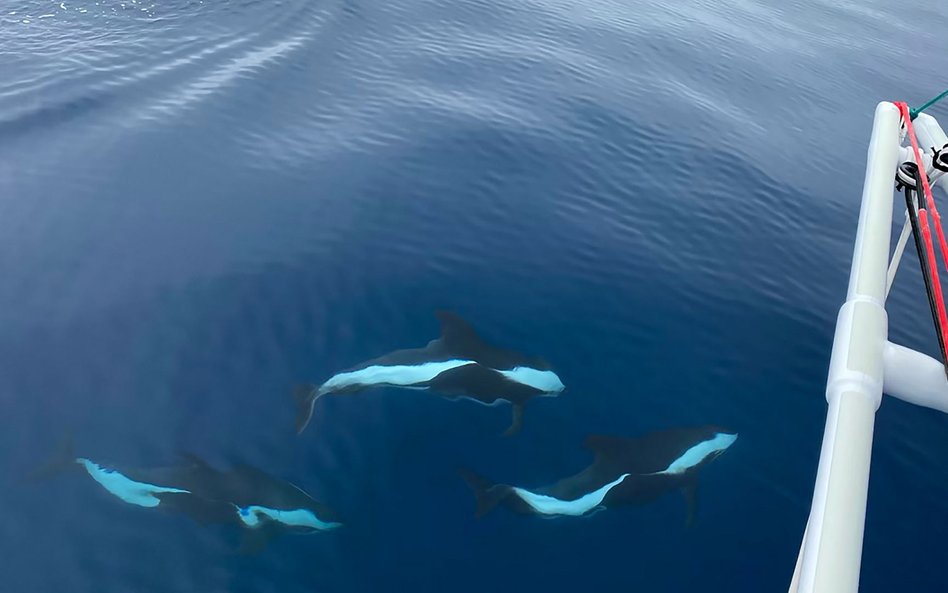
[584,435,636,458]
[434,311,489,357]
[231,462,278,485]
[177,451,215,471]
[583,435,655,473]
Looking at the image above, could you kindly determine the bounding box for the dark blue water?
[3,0,948,591]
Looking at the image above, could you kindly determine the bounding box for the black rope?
[900,161,948,372]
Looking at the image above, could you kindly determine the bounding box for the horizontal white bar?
[883,342,948,412]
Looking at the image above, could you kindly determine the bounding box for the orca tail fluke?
[502,404,525,437]
[293,384,320,435]
[27,435,78,482]
[458,468,509,518]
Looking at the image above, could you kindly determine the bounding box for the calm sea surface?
[2,0,948,591]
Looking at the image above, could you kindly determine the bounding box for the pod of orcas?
[33,311,737,551]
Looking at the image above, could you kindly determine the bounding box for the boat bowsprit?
[790,97,948,593]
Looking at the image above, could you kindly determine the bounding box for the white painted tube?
[914,113,947,153]
[914,114,948,193]
[795,102,901,593]
[883,341,948,412]
[886,213,911,300]
[788,522,808,593]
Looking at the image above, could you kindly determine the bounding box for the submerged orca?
[294,311,565,436]
[460,426,737,524]
[31,441,342,551]
[179,454,343,553]
[28,439,235,524]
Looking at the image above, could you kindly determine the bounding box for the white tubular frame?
[789,102,948,593]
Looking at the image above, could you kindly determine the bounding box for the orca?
[31,441,342,551]
[294,311,565,436]
[459,426,737,525]
[28,438,236,524]
[178,455,343,553]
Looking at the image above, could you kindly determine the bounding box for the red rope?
[918,210,948,349]
[899,102,948,268]
[897,101,948,354]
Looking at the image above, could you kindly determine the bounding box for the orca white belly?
[320,360,477,393]
[657,432,738,475]
[498,367,565,393]
[512,473,630,516]
[79,459,189,508]
[236,504,341,531]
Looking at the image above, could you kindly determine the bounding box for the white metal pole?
[794,102,901,593]
[913,113,948,192]
[788,522,807,592]
[886,213,911,299]
[913,113,948,152]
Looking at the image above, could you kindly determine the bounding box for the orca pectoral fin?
[293,384,320,435]
[239,525,281,555]
[682,481,698,528]
[502,404,524,437]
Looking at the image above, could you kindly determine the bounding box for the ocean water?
[2,0,948,591]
